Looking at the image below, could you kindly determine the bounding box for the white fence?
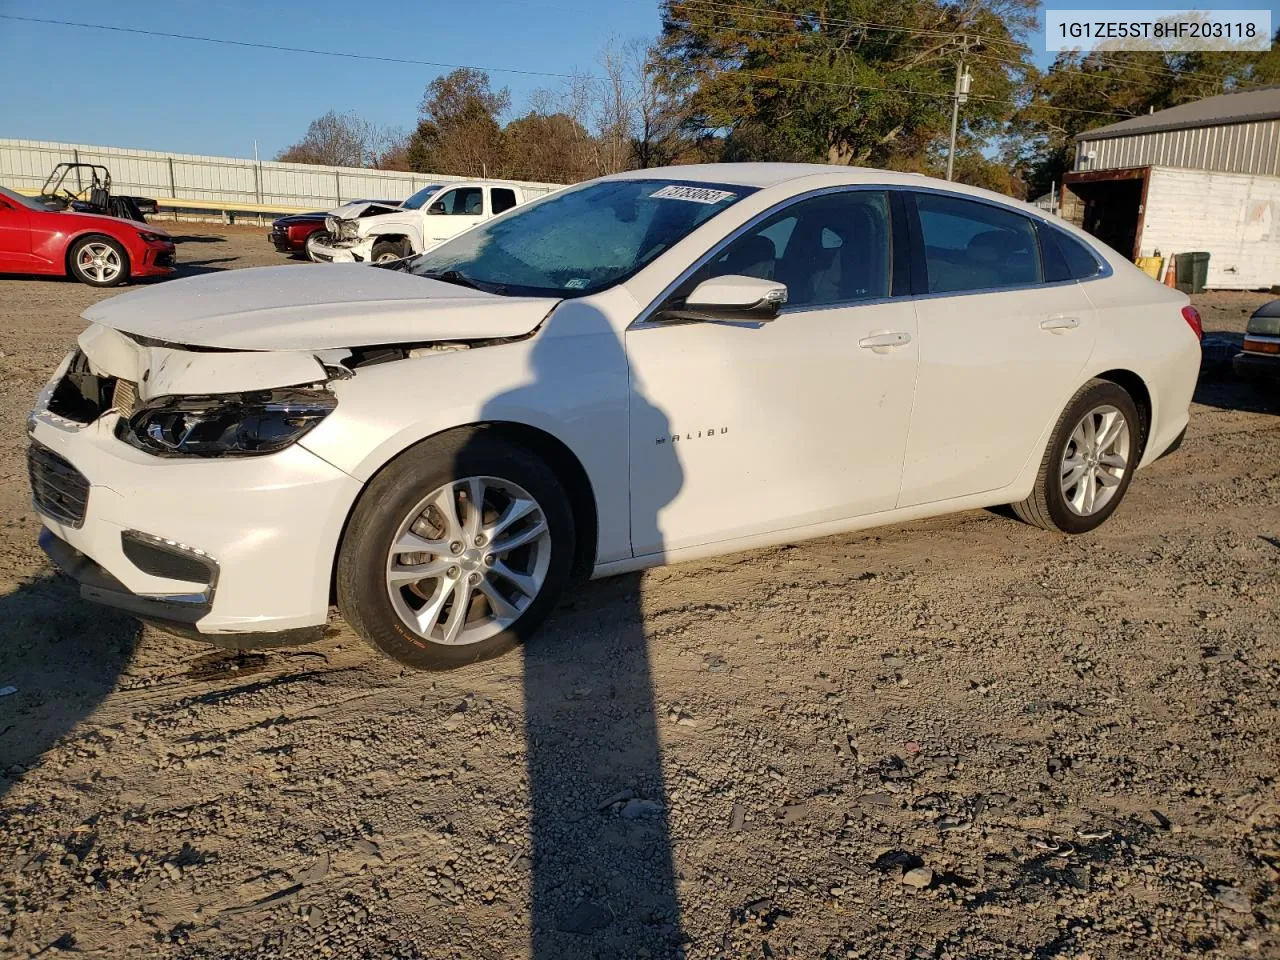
[0,138,562,213]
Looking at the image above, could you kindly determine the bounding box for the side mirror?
[661,275,788,324]
[427,201,446,214]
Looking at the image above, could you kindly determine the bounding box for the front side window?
[913,193,1042,294]
[409,179,754,297]
[692,190,892,309]
[432,187,484,216]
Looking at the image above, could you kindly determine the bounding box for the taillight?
[1181,306,1203,342]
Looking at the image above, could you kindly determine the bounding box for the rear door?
[0,198,33,270]
[422,185,486,247]
[897,190,1097,507]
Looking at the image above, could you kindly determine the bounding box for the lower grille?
[28,443,90,528]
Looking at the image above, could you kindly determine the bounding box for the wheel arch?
[328,420,600,604]
[1092,368,1152,459]
[63,230,131,277]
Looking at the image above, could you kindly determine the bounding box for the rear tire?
[1011,379,1142,534]
[336,429,575,670]
[68,235,130,287]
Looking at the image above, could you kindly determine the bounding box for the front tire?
[336,429,575,669]
[68,235,129,287]
[304,231,331,262]
[371,238,410,263]
[1012,379,1142,534]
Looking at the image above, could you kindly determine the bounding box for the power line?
[0,14,602,83]
[676,1,1239,86]
[0,12,1134,120]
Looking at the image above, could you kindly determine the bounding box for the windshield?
[401,185,443,210]
[0,186,55,212]
[408,179,756,297]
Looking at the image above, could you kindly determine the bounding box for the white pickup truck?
[310,181,532,264]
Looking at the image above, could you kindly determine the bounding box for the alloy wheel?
[77,242,122,283]
[385,476,552,645]
[1060,404,1131,516]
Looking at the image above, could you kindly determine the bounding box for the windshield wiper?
[421,269,482,291]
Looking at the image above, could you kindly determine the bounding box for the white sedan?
[28,164,1202,669]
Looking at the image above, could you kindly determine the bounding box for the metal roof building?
[1062,87,1280,290]
[1075,86,1280,177]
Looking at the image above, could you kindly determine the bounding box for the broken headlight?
[121,388,336,457]
[325,217,358,240]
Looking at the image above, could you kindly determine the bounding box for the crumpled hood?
[356,210,417,238]
[82,264,560,351]
[329,200,400,219]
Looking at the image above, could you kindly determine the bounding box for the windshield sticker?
[564,278,588,289]
[650,185,737,204]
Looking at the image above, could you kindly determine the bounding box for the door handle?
[1040,315,1080,332]
[858,331,912,350]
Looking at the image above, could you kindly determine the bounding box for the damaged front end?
[43,327,342,458]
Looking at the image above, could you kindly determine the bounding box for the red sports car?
[0,185,175,287]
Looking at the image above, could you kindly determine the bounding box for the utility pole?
[946,37,973,182]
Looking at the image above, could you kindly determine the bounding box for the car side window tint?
[434,187,484,215]
[913,193,1042,294]
[697,191,892,309]
[1040,225,1105,283]
[1056,229,1104,279]
[1040,226,1072,283]
[491,188,517,214]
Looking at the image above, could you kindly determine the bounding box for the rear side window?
[1041,226,1104,282]
[912,193,1042,294]
[491,188,518,214]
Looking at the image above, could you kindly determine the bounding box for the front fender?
[298,306,633,563]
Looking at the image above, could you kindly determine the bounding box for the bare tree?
[277,111,408,169]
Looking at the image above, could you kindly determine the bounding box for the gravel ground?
[0,227,1277,960]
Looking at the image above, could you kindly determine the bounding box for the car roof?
[602,162,934,189]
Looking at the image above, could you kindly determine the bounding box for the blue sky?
[0,0,1275,160]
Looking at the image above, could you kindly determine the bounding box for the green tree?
[406,68,511,176]
[655,0,1037,181]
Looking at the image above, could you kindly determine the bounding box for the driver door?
[422,186,486,248]
[0,199,33,270]
[625,189,919,556]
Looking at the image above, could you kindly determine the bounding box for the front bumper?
[28,383,364,643]
[1233,350,1280,382]
[308,236,369,264]
[136,241,177,276]
[269,230,297,253]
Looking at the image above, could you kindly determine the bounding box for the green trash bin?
[1175,252,1210,294]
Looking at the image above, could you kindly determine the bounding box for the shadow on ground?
[1195,332,1278,415]
[0,574,138,801]
[169,257,241,278]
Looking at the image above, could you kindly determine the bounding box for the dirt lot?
[0,227,1277,960]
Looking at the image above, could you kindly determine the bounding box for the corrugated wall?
[0,139,562,210]
[1075,119,1280,177]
